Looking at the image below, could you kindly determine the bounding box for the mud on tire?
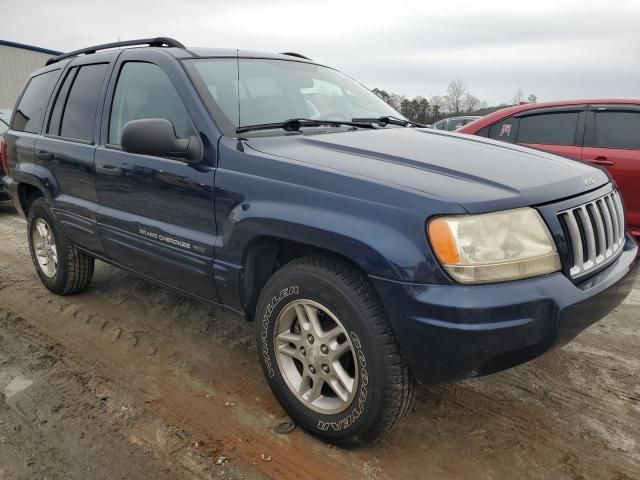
[255,254,415,447]
[27,198,94,295]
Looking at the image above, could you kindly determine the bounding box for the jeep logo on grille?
[583,176,595,187]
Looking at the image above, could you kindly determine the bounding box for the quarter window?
[594,111,640,149]
[489,118,519,143]
[47,67,77,136]
[11,70,60,134]
[109,62,192,145]
[516,112,579,145]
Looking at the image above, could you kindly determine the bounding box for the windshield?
[186,58,403,134]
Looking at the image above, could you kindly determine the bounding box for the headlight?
[427,208,561,284]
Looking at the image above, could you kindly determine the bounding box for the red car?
[459,99,640,237]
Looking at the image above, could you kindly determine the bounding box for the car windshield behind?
[185,58,403,134]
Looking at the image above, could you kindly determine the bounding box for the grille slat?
[558,189,626,278]
[577,207,596,270]
[588,204,606,260]
[597,198,614,254]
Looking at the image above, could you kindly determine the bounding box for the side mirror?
[121,118,201,162]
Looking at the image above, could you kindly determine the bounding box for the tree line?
[372,81,537,125]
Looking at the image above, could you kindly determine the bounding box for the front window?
[186,58,402,135]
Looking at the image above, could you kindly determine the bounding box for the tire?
[255,254,416,446]
[27,198,94,295]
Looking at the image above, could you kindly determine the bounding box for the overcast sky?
[4,0,640,105]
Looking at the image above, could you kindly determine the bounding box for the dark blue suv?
[1,38,637,446]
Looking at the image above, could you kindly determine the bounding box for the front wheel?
[255,255,415,446]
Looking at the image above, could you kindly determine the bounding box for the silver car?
[430,115,480,131]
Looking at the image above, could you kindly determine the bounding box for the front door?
[515,108,585,161]
[94,50,219,302]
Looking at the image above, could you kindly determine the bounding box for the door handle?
[587,156,615,166]
[35,151,52,161]
[95,163,123,176]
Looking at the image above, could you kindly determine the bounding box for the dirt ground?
[0,203,638,480]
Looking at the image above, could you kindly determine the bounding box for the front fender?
[221,200,435,283]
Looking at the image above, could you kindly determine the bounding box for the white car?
[430,115,480,131]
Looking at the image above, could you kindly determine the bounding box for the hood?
[244,128,609,213]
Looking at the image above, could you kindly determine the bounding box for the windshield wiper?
[351,115,428,128]
[236,118,375,134]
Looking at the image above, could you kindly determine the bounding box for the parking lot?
[0,203,638,479]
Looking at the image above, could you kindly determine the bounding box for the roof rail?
[279,52,311,61]
[45,37,185,66]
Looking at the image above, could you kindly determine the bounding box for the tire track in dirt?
[0,270,373,479]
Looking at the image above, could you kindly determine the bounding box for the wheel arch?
[223,206,433,317]
[12,163,58,217]
[239,235,370,318]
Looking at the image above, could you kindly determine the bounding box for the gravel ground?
[0,203,639,480]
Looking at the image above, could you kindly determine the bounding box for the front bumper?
[372,234,638,385]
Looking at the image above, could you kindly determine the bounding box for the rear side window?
[47,67,77,136]
[594,111,640,149]
[109,62,191,145]
[489,117,519,143]
[11,70,59,134]
[49,63,108,142]
[516,112,579,145]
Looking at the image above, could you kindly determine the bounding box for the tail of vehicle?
[0,138,8,175]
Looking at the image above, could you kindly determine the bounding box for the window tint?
[47,67,77,136]
[56,64,108,141]
[109,62,191,145]
[489,117,519,143]
[0,119,8,136]
[11,70,59,134]
[516,112,578,145]
[594,111,640,149]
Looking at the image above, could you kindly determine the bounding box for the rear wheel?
[27,198,94,295]
[255,255,415,446]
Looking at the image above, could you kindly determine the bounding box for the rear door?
[36,53,116,253]
[94,49,219,302]
[583,104,640,233]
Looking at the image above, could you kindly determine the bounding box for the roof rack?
[279,52,311,61]
[45,37,185,66]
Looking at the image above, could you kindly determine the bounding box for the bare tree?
[429,95,444,122]
[512,88,524,105]
[444,80,466,115]
[463,93,480,113]
[388,93,405,112]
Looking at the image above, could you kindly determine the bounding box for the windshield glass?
[186,58,402,134]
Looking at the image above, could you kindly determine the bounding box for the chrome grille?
[558,189,626,278]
